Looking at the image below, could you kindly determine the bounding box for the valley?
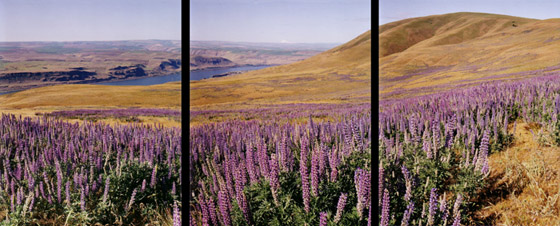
[0,40,181,93]
[189,40,338,70]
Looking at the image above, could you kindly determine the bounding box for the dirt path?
[475,121,560,225]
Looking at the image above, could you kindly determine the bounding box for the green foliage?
[240,150,370,226]
[91,162,178,225]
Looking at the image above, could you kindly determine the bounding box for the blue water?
[190,65,274,81]
[0,90,18,96]
[95,73,182,86]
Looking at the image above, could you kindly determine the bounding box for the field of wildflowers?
[189,104,372,225]
[379,74,560,225]
[0,114,181,225]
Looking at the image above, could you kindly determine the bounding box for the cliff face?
[108,65,147,79]
[159,59,181,70]
[0,70,97,83]
[0,59,183,93]
[189,56,236,70]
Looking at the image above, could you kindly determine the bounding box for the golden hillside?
[379,12,560,99]
[190,30,371,110]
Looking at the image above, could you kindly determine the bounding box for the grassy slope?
[476,121,560,225]
[380,12,560,225]
[0,82,181,127]
[379,12,560,99]
[190,30,371,111]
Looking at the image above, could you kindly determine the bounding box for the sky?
[380,0,560,26]
[0,0,181,42]
[190,0,371,44]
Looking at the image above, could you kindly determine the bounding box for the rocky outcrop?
[159,59,181,70]
[190,56,235,70]
[0,70,97,83]
[108,64,147,79]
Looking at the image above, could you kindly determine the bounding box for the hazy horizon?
[190,39,342,45]
[0,39,181,43]
[0,0,181,42]
[190,0,371,44]
[380,0,560,26]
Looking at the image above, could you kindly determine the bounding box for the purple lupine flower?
[171,182,176,195]
[328,147,339,182]
[432,121,440,150]
[207,197,218,226]
[218,190,231,226]
[269,154,280,205]
[199,196,210,226]
[300,135,311,213]
[428,188,438,226]
[80,188,86,211]
[401,201,414,226]
[66,181,71,206]
[378,163,384,205]
[319,212,327,226]
[423,137,432,159]
[233,166,250,224]
[479,130,490,174]
[257,140,270,180]
[17,187,22,206]
[310,148,319,197]
[368,201,372,226]
[380,189,390,226]
[245,146,258,185]
[56,162,63,203]
[103,177,110,203]
[150,165,157,188]
[334,193,348,223]
[453,194,463,218]
[173,201,181,226]
[29,193,35,212]
[301,171,310,213]
[141,179,146,191]
[504,112,509,134]
[355,168,370,218]
[10,193,14,212]
[190,211,196,226]
[452,212,461,226]
[127,188,137,211]
[440,197,448,224]
[402,165,412,201]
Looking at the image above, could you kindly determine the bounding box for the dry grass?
[0,82,181,128]
[379,13,560,100]
[190,31,371,111]
[476,121,560,225]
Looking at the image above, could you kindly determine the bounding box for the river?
[94,73,182,86]
[189,65,274,81]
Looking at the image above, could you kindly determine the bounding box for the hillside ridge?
[190,30,371,109]
[379,12,560,100]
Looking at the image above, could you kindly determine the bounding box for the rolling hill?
[379,12,560,100]
[190,30,371,110]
